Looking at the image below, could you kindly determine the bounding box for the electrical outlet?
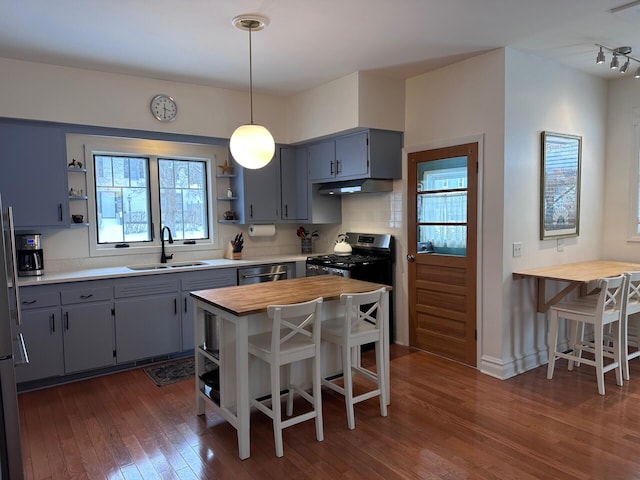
[512,242,522,258]
[557,238,564,252]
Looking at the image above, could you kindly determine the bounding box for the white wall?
[503,49,607,377]
[288,73,360,142]
[403,48,506,359]
[358,73,406,133]
[287,72,405,143]
[0,57,289,141]
[603,75,640,261]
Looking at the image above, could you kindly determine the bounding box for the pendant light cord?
[248,24,254,125]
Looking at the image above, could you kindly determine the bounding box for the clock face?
[150,94,177,122]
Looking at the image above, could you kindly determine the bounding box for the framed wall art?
[540,131,581,240]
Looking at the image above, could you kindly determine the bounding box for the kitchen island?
[190,275,391,459]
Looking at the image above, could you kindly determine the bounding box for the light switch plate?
[557,239,564,252]
[512,242,522,257]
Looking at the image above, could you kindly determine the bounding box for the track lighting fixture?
[595,44,640,80]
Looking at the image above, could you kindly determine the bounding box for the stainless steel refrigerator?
[0,193,27,479]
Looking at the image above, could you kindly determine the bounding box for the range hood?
[317,179,393,195]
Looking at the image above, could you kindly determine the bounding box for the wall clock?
[150,94,177,122]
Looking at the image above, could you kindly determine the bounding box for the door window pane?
[95,155,151,243]
[416,156,468,257]
[418,192,467,223]
[158,159,208,240]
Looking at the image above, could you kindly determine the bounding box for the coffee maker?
[16,233,44,277]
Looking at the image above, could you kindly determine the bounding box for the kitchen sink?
[126,264,170,271]
[169,262,207,268]
[126,261,207,271]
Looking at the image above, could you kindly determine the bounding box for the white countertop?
[17,254,308,287]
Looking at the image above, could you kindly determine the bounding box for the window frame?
[73,135,223,258]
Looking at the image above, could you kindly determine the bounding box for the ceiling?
[1,0,639,96]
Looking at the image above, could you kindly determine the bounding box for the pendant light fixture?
[230,15,275,170]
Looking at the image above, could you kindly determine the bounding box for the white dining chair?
[547,274,625,395]
[321,287,387,429]
[247,296,324,457]
[622,271,640,380]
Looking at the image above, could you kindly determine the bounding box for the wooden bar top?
[513,260,640,283]
[190,275,391,317]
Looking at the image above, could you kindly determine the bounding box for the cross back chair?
[321,287,387,429]
[248,297,324,457]
[547,274,625,395]
[622,271,640,380]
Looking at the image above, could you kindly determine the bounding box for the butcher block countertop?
[190,276,391,317]
[513,259,640,283]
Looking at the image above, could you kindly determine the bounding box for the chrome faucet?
[160,226,174,263]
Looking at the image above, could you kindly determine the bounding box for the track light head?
[611,54,619,70]
[621,58,630,74]
[596,47,605,64]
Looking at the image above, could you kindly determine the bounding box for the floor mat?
[143,357,198,386]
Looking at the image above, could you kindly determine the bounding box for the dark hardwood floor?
[18,345,640,479]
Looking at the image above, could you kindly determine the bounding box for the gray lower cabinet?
[15,303,64,383]
[16,282,115,382]
[60,282,116,374]
[14,265,278,384]
[179,268,237,351]
[62,301,114,373]
[114,278,180,363]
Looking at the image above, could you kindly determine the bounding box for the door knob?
[406,254,415,262]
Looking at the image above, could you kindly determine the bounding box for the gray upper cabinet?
[308,140,336,182]
[231,146,309,223]
[335,132,369,179]
[280,146,308,221]
[307,129,403,183]
[232,151,280,223]
[0,120,69,228]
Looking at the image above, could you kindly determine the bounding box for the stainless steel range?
[306,232,393,281]
[306,232,394,341]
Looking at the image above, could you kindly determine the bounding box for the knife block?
[224,241,242,260]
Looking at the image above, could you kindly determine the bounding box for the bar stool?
[622,271,640,380]
[547,274,625,395]
[247,297,324,457]
[321,287,387,429]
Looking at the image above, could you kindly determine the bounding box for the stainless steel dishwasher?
[237,264,289,285]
